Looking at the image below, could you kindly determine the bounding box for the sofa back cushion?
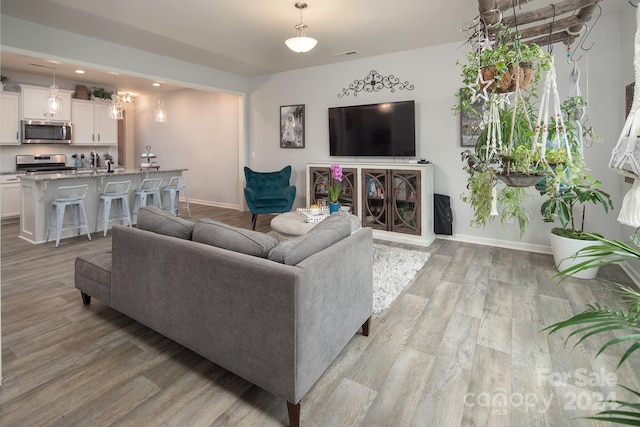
[137,206,195,240]
[193,218,278,258]
[268,212,352,265]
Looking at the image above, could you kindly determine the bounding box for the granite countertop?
[19,168,187,181]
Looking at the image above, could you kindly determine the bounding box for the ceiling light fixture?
[109,75,123,120]
[45,65,62,117]
[120,93,134,103]
[285,2,317,53]
[75,69,85,74]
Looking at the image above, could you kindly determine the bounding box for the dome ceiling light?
[285,2,317,54]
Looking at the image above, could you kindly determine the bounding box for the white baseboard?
[437,233,552,254]
[185,198,239,210]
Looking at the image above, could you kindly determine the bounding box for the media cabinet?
[306,162,435,247]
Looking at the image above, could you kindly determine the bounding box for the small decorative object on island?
[103,153,114,173]
[328,163,343,213]
[140,145,160,170]
[71,153,82,169]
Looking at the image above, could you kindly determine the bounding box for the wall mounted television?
[328,100,416,157]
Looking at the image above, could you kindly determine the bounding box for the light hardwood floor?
[1,204,639,426]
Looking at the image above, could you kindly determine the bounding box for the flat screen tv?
[329,100,416,157]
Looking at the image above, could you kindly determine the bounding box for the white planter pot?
[549,232,600,279]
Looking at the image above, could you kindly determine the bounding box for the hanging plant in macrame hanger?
[490,32,549,188]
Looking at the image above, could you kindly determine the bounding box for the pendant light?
[109,75,123,120]
[154,99,167,123]
[45,65,62,117]
[285,2,317,53]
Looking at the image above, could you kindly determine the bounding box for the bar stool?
[131,178,163,220]
[162,176,191,218]
[96,181,132,236]
[47,184,92,248]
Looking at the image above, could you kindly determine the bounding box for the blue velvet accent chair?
[244,165,296,230]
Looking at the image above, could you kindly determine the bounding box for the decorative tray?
[296,207,329,223]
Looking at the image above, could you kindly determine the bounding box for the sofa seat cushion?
[137,206,194,239]
[192,218,278,258]
[268,212,352,265]
[75,249,112,304]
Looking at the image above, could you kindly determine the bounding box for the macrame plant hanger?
[610,5,640,227]
[531,8,570,178]
[568,60,585,154]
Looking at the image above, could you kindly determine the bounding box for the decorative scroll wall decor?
[337,70,414,98]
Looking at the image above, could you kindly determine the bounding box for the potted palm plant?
[544,232,640,424]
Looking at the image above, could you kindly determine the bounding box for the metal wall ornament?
[337,70,414,98]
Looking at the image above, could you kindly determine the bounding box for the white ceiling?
[0,0,627,96]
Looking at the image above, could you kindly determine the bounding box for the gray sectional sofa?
[74,207,373,426]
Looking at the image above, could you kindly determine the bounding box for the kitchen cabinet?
[0,92,21,145]
[71,99,117,145]
[21,84,73,122]
[1,174,22,218]
[306,162,435,247]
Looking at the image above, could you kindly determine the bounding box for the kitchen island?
[19,168,187,244]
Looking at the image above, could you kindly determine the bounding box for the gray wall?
[134,89,240,207]
[248,12,626,255]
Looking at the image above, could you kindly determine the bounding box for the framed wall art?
[459,89,484,147]
[280,104,305,148]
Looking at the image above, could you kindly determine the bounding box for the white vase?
[549,232,600,279]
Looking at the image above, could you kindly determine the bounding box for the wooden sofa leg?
[286,401,300,427]
[362,316,371,336]
[81,292,91,305]
[251,214,258,230]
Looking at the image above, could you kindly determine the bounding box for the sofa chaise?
[74,207,373,426]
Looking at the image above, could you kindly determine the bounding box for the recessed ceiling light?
[153,83,160,87]
[75,69,85,74]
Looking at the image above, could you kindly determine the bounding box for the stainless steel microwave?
[21,120,72,144]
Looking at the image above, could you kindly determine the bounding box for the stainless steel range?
[16,154,77,175]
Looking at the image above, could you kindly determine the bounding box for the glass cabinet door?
[309,167,357,214]
[309,167,329,206]
[337,168,357,214]
[391,170,421,235]
[362,169,387,230]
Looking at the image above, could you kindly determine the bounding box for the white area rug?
[372,243,431,314]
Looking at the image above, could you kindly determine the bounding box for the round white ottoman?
[270,212,361,240]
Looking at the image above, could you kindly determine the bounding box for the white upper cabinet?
[71,99,117,145]
[94,103,118,145]
[0,92,21,145]
[21,84,73,122]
